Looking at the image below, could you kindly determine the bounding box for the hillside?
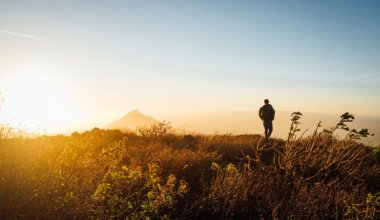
[0,114,379,219]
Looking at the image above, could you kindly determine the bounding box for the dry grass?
[0,114,379,219]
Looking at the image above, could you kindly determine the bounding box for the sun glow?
[1,69,78,133]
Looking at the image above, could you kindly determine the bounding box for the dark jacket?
[259,104,275,121]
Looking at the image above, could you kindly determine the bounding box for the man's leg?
[267,122,273,138]
[264,123,269,142]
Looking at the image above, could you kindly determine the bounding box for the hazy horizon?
[3,107,380,134]
[4,109,379,145]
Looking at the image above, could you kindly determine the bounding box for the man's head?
[264,99,269,104]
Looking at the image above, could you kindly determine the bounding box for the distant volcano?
[106,110,158,130]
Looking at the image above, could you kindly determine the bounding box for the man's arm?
[259,107,263,120]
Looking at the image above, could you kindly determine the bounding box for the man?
[259,99,275,142]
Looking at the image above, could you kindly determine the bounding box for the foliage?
[323,112,375,141]
[137,121,172,138]
[91,164,188,219]
[287,111,303,142]
[0,113,378,219]
[345,192,380,219]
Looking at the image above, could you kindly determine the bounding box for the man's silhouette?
[259,99,275,142]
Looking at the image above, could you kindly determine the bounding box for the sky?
[0,0,379,132]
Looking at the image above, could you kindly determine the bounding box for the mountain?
[106,110,158,130]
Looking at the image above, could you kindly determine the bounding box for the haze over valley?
[107,110,380,145]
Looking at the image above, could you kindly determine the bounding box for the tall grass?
[0,113,379,219]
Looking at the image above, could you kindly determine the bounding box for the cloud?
[314,71,380,86]
[0,30,46,41]
[351,72,380,79]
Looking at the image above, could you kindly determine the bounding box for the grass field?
[0,113,379,219]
